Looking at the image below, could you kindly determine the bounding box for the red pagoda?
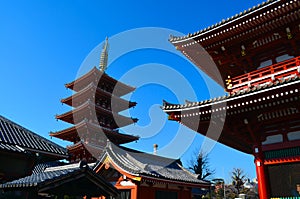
[51,38,139,163]
[163,0,300,198]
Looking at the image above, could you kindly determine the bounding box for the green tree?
[212,178,225,199]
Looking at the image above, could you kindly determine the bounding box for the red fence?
[229,56,300,93]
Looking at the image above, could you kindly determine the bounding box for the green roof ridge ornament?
[99,37,109,71]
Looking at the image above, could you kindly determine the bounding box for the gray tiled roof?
[0,115,67,158]
[0,162,94,187]
[0,142,24,153]
[98,143,209,185]
[0,162,118,198]
[0,166,79,189]
[32,161,65,174]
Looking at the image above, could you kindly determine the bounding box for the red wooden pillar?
[254,146,269,199]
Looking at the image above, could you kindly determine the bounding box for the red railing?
[228,56,300,93]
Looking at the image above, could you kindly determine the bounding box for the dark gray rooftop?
[0,115,67,158]
[0,162,118,197]
[98,142,209,186]
[32,161,65,174]
[0,165,80,189]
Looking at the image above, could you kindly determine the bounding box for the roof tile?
[0,115,67,157]
[99,143,209,185]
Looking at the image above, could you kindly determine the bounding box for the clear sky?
[0,0,264,182]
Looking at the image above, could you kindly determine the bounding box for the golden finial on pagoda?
[99,37,109,71]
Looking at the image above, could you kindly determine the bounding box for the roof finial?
[153,144,158,155]
[99,37,109,71]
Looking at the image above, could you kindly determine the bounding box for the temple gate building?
[162,0,300,198]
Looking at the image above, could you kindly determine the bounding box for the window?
[287,131,300,141]
[262,134,283,145]
[276,54,294,63]
[257,59,272,69]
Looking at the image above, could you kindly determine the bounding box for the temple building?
[0,115,68,183]
[163,0,300,198]
[94,142,210,199]
[0,162,118,199]
[50,38,139,163]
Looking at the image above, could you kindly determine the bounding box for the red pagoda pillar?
[254,146,269,199]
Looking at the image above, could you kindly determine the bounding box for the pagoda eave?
[65,67,136,97]
[106,131,139,145]
[51,120,138,145]
[61,82,136,110]
[67,141,104,160]
[56,101,139,128]
[56,101,115,123]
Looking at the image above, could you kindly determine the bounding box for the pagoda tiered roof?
[56,100,138,128]
[169,0,300,84]
[50,120,139,144]
[65,67,135,96]
[55,62,139,163]
[61,82,136,112]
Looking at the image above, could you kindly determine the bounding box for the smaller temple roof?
[96,142,210,187]
[0,162,118,197]
[0,115,68,159]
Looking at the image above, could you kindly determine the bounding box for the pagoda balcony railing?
[228,56,300,94]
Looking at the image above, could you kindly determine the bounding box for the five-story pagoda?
[51,38,139,163]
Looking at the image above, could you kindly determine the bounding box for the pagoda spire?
[99,37,109,71]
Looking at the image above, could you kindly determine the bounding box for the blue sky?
[0,0,264,182]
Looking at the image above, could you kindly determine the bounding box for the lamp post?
[223,181,226,199]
